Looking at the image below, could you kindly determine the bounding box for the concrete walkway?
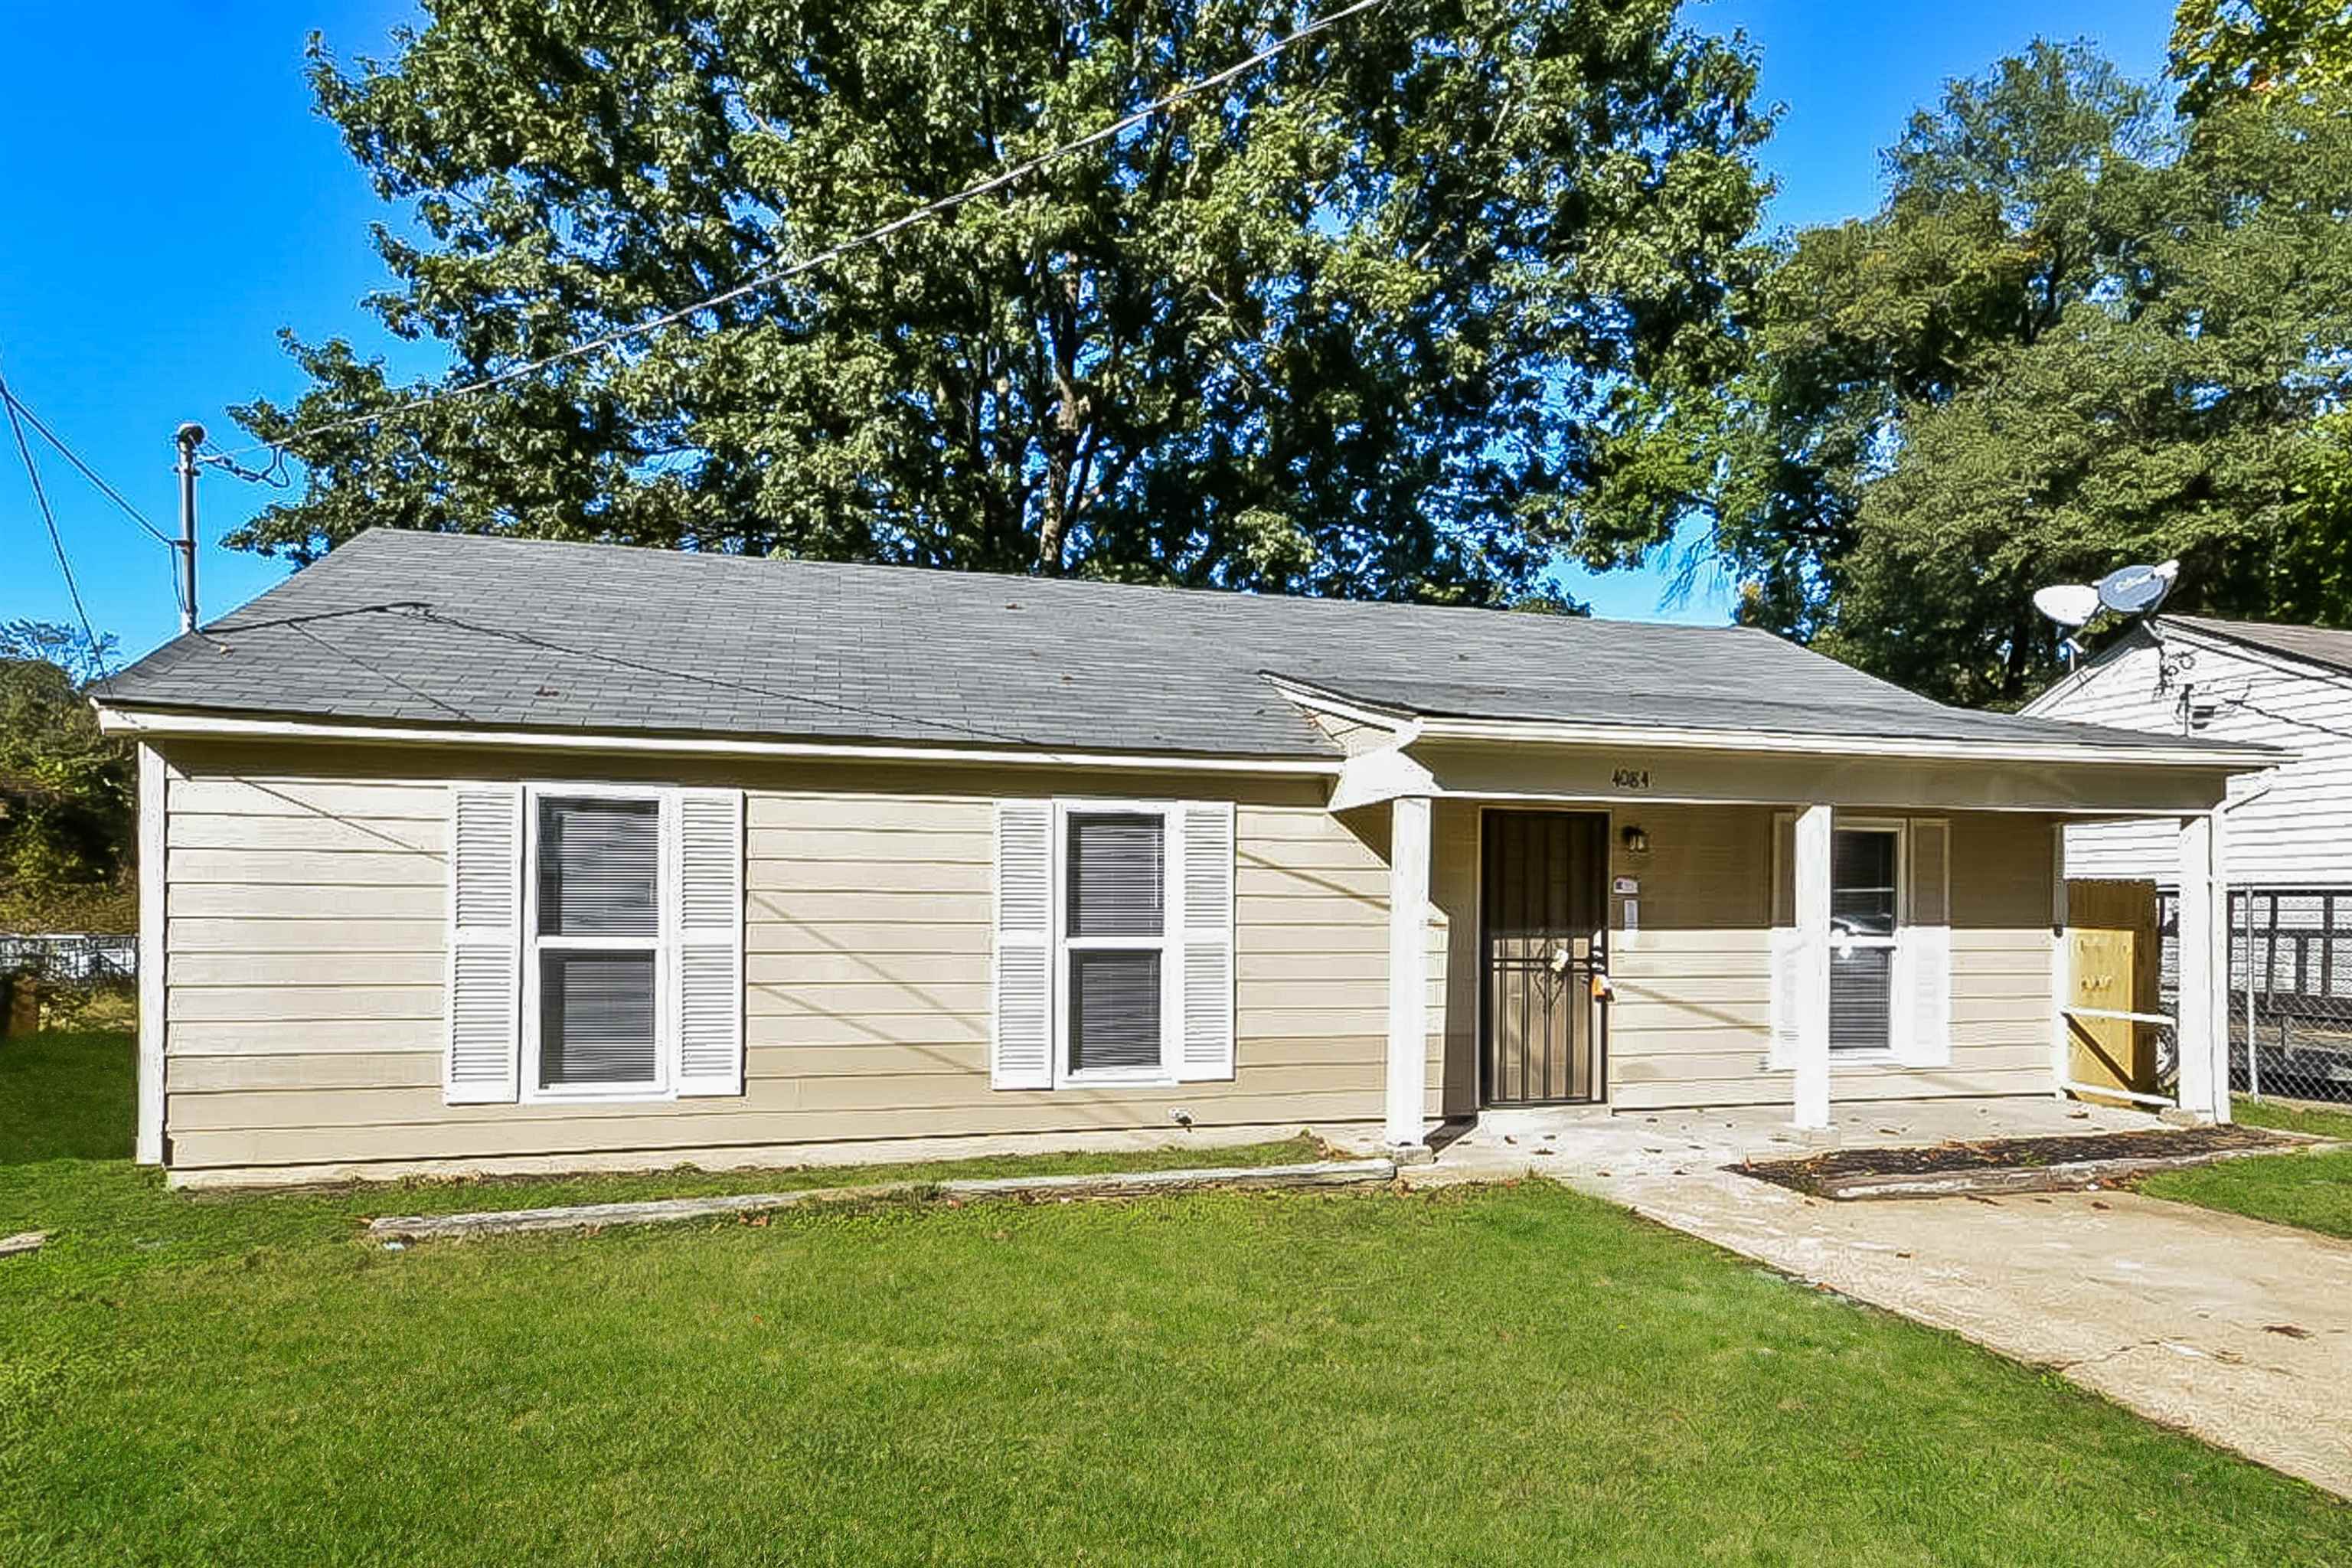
[1341,1099,2352,1497]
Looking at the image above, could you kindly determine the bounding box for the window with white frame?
[989,797,1235,1091]
[1061,810,1174,1079]
[532,793,665,1093]
[1828,825,1900,1054]
[1769,812,1951,1070]
[443,782,744,1106]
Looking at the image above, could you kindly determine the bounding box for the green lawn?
[2136,1096,2352,1240]
[2230,1093,2352,1141]
[5,1034,2349,1563]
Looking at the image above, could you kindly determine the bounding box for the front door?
[1481,810,1609,1106]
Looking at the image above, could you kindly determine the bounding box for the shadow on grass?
[0,1028,134,1164]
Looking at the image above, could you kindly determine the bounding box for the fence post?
[2244,890,2260,1099]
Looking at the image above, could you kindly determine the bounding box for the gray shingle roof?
[93,530,2249,760]
[2165,616,2352,681]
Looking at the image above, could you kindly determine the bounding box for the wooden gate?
[2066,878,2163,1100]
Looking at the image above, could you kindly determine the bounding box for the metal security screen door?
[1481,810,1609,1106]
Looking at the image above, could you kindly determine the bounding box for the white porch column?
[2176,812,2233,1124]
[1383,794,1432,1150]
[135,742,166,1166]
[1792,803,1834,1132]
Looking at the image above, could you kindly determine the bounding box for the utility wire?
[2223,694,2352,746]
[403,606,1053,750]
[206,0,1393,466]
[0,385,177,547]
[0,363,110,675]
[241,600,1055,750]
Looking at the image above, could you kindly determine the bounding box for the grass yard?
[2230,1093,2352,1142]
[5,1034,2350,1563]
[2135,1096,2352,1240]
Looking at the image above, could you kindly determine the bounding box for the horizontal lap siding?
[2046,636,2352,887]
[1939,812,2057,1098]
[1604,805,1777,1109]
[162,753,1390,1172]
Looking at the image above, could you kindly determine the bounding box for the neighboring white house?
[2024,616,2352,888]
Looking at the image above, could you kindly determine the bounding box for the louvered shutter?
[1175,802,1236,1081]
[1896,818,1952,1067]
[992,801,1054,1089]
[446,784,523,1103]
[673,789,745,1096]
[1768,810,1799,1068]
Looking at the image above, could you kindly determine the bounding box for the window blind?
[1064,812,1166,1072]
[1069,950,1163,1073]
[537,798,659,937]
[1830,827,1900,1053]
[539,950,659,1086]
[1067,814,1164,938]
[1829,948,1893,1053]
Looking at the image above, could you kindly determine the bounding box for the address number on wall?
[1610,766,1651,791]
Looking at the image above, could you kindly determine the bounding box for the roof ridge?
[348,527,1752,635]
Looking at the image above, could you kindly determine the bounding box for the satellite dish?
[2096,559,2179,616]
[2033,583,2102,628]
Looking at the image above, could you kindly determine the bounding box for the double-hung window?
[1770,812,1952,1070]
[1828,824,1901,1055]
[1060,810,1177,1081]
[988,798,1236,1090]
[442,782,744,1106]
[531,793,666,1095]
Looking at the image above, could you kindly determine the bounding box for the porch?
[1334,1093,2171,1184]
[1295,688,2269,1152]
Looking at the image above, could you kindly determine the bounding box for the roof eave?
[90,701,1347,778]
[1406,714,2280,769]
[1266,674,2280,770]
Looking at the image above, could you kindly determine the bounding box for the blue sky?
[0,1,2173,665]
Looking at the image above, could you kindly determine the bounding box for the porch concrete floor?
[1336,1097,2352,1498]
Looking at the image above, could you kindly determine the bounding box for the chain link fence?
[0,933,136,985]
[2163,889,2352,1105]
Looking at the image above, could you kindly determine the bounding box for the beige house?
[92,531,2273,1187]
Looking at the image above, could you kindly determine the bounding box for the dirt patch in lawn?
[1740,1125,2306,1200]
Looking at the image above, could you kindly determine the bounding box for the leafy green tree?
[2173,0,2352,115]
[1623,43,2352,705]
[0,622,133,933]
[230,0,1770,606]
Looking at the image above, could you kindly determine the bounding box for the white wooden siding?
[2029,630,2352,886]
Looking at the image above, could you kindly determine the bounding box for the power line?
[2223,694,2352,746]
[207,0,1393,466]
[253,600,1057,750]
[0,385,177,547]
[0,363,110,675]
[403,606,1054,750]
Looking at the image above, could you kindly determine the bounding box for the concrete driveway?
[1353,1099,2352,1498]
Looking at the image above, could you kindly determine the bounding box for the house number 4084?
[1611,766,1651,791]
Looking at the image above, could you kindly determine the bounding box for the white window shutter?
[446,784,522,1104]
[1767,810,1798,1068]
[1175,801,1236,1081]
[674,789,746,1096]
[992,801,1054,1089]
[1897,818,1952,1067]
